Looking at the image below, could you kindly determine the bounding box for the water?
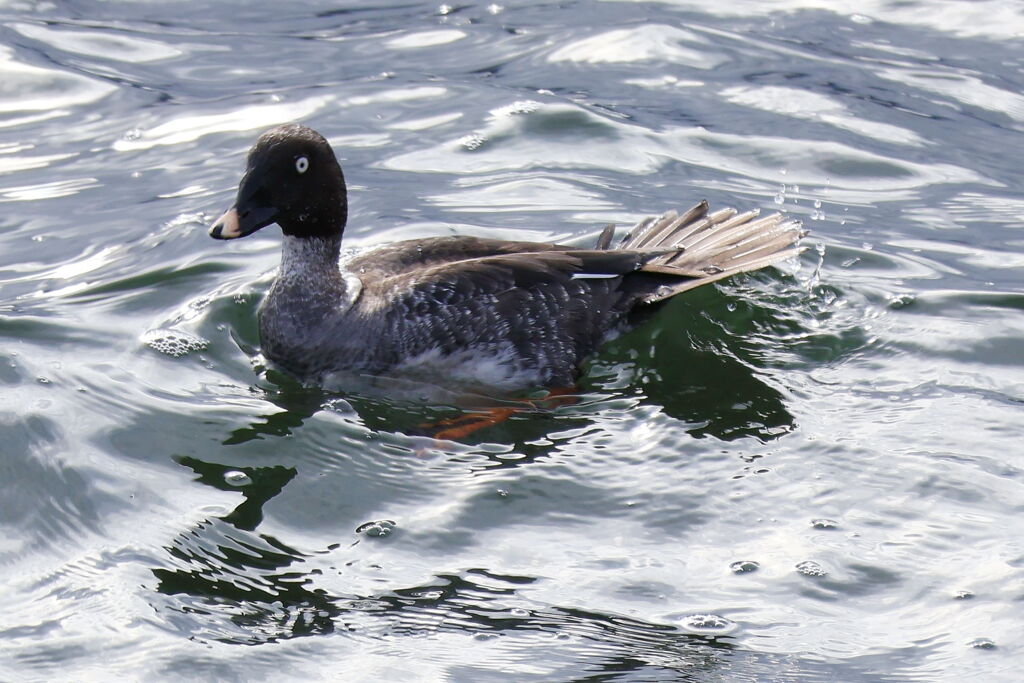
[1,1,1022,680]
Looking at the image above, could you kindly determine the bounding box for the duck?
[209,123,803,394]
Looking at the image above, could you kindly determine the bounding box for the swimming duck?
[210,124,802,392]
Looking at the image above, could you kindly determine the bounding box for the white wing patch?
[571,272,620,280]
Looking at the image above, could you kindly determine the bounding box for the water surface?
[1,1,1022,680]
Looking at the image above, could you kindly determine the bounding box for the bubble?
[796,560,827,577]
[678,614,737,635]
[969,638,996,650]
[811,518,839,529]
[954,590,975,600]
[730,560,759,574]
[143,329,208,358]
[509,608,528,617]
[224,470,252,487]
[356,519,397,537]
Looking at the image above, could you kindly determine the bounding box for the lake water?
[1,1,1022,680]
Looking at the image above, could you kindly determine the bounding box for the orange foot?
[418,387,579,442]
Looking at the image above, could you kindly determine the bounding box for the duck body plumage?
[210,124,803,392]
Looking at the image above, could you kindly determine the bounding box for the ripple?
[112,96,334,151]
[0,45,115,114]
[549,25,726,69]
[877,68,1024,122]
[721,86,926,146]
[428,176,614,213]
[384,99,987,190]
[676,613,738,635]
[0,177,100,202]
[11,23,184,63]
[386,29,467,50]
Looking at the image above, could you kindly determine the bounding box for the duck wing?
[345,235,571,279]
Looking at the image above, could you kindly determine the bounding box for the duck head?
[210,124,347,240]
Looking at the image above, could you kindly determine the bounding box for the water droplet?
[969,638,996,650]
[730,560,759,574]
[356,519,397,537]
[487,3,504,14]
[811,518,839,529]
[509,608,528,617]
[438,4,453,15]
[36,376,51,385]
[954,590,974,600]
[224,470,252,487]
[122,128,141,141]
[678,614,737,635]
[774,192,785,205]
[796,560,827,577]
[813,199,821,209]
[496,489,509,497]
[726,302,737,312]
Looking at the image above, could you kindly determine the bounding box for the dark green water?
[1,1,1022,680]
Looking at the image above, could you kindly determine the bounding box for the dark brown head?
[209,124,347,240]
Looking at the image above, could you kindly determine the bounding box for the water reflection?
[153,457,748,670]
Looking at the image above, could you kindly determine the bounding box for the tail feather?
[614,200,804,305]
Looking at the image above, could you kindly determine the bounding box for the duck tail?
[615,200,805,303]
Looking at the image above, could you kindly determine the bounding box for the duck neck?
[276,234,346,303]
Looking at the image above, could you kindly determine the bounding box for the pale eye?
[295,156,309,174]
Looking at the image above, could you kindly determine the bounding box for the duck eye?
[295,156,309,174]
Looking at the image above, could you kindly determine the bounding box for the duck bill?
[209,204,277,240]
